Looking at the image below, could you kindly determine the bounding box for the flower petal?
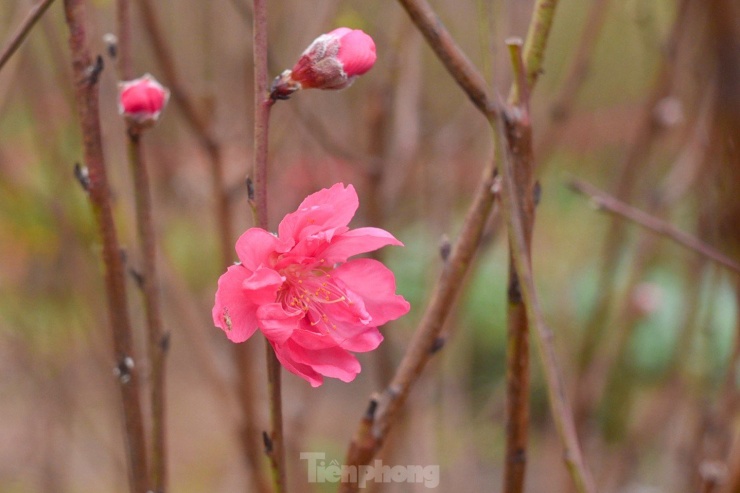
[212,265,260,343]
[284,339,362,383]
[256,303,302,345]
[318,227,403,263]
[332,258,410,326]
[235,228,288,271]
[271,342,324,387]
[242,267,284,305]
[278,183,358,243]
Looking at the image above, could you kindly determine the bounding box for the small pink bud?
[270,28,376,100]
[118,73,170,128]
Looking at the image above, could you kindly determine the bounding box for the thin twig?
[535,0,611,160]
[127,131,168,493]
[339,159,499,493]
[396,0,495,117]
[252,1,284,492]
[62,1,149,492]
[498,105,596,493]
[569,179,740,276]
[115,0,132,80]
[502,38,535,493]
[133,2,271,491]
[0,0,57,72]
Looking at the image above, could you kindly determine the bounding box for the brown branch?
[498,104,596,493]
[396,0,495,117]
[127,131,168,492]
[569,179,740,275]
[0,0,57,73]
[339,158,499,493]
[535,0,611,160]
[252,1,285,492]
[133,2,272,491]
[62,1,149,492]
[502,39,535,493]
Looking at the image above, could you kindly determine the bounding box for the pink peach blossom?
[270,28,377,100]
[118,73,170,127]
[213,183,409,386]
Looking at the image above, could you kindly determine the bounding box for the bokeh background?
[1,0,739,491]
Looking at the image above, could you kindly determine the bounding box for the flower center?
[278,264,351,329]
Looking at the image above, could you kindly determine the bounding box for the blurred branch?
[62,1,149,492]
[498,91,596,493]
[0,0,56,73]
[396,0,495,117]
[569,179,740,276]
[133,2,271,491]
[127,131,168,493]
[115,0,132,80]
[252,1,285,492]
[502,38,535,493]
[572,0,692,431]
[535,0,611,160]
[340,158,499,493]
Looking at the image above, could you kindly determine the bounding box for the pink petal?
[256,303,302,345]
[235,228,288,270]
[277,183,358,242]
[318,227,403,263]
[327,27,353,39]
[242,267,284,305]
[284,340,362,382]
[332,258,410,326]
[335,30,377,77]
[271,342,324,387]
[212,265,260,343]
[333,327,384,352]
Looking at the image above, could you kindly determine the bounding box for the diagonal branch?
[0,0,57,72]
[569,179,740,276]
[396,0,495,117]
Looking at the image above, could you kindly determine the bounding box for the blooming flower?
[270,28,377,100]
[213,183,409,386]
[118,73,170,128]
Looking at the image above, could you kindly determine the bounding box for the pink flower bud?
[270,28,376,100]
[118,73,170,128]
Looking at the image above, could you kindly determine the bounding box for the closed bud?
[118,73,170,128]
[271,28,376,100]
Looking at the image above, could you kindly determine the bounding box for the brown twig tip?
[363,397,379,421]
[159,332,171,352]
[128,267,145,289]
[262,431,273,454]
[439,235,452,261]
[114,356,135,384]
[73,162,90,191]
[246,176,255,202]
[103,33,118,59]
[430,336,446,354]
[85,55,104,85]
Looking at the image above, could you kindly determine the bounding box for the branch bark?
[63,1,149,491]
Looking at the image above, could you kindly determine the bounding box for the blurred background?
[1,0,739,491]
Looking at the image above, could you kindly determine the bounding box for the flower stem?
[127,130,169,493]
[63,1,149,491]
[252,0,284,492]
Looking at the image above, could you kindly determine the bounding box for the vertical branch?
[127,131,169,493]
[502,38,536,493]
[251,1,283,492]
[497,96,596,493]
[133,3,271,490]
[62,1,149,492]
[115,0,132,80]
[501,0,559,488]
